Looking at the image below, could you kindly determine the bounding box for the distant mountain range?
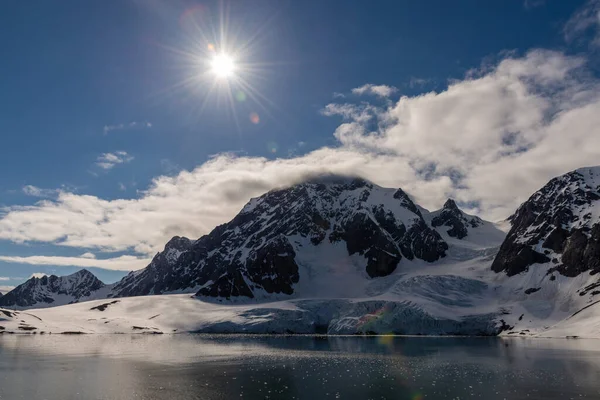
[2,167,600,337]
[0,270,109,309]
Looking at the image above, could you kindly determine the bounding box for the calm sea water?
[1,335,599,399]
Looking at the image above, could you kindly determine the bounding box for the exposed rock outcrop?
[492,167,600,277]
[0,270,106,308]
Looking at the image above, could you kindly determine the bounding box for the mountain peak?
[69,269,94,278]
[431,199,482,240]
[0,269,105,309]
[443,198,459,211]
[492,166,600,277]
[111,176,449,300]
[165,236,192,251]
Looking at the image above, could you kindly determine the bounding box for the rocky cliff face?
[492,167,600,277]
[110,236,193,298]
[430,199,483,239]
[0,270,106,308]
[110,176,449,300]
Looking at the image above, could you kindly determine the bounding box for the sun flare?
[165,5,278,126]
[210,53,235,78]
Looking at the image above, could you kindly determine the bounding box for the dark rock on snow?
[492,167,600,277]
[0,270,105,308]
[431,199,483,239]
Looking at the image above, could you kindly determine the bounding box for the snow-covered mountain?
[430,199,483,239]
[485,167,600,337]
[110,176,454,300]
[493,167,600,278]
[4,168,600,337]
[426,198,506,252]
[0,270,109,309]
[99,168,600,337]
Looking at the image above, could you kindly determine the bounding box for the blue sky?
[1,0,600,291]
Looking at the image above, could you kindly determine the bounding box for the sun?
[210,53,235,78]
[166,4,279,125]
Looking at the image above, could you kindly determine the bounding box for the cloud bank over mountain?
[1,50,600,270]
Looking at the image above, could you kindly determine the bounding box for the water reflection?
[1,335,600,399]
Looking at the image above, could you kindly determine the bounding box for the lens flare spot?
[207,43,215,52]
[356,305,391,332]
[267,141,278,153]
[250,112,260,124]
[236,91,247,102]
[179,5,207,29]
[377,334,395,347]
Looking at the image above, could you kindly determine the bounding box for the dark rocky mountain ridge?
[110,176,452,300]
[492,167,600,277]
[0,270,106,308]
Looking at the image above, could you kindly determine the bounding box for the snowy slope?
[488,167,600,337]
[0,292,501,336]
[0,270,110,309]
[488,262,600,338]
[2,261,598,337]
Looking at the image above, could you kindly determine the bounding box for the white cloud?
[408,77,430,88]
[0,277,9,281]
[160,159,180,174]
[564,0,600,46]
[320,103,377,123]
[22,185,60,198]
[0,149,426,256]
[0,50,599,269]
[22,184,79,198]
[0,255,150,272]
[0,286,14,293]
[352,84,397,98]
[103,121,152,134]
[328,50,599,219]
[96,151,134,170]
[79,252,96,259]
